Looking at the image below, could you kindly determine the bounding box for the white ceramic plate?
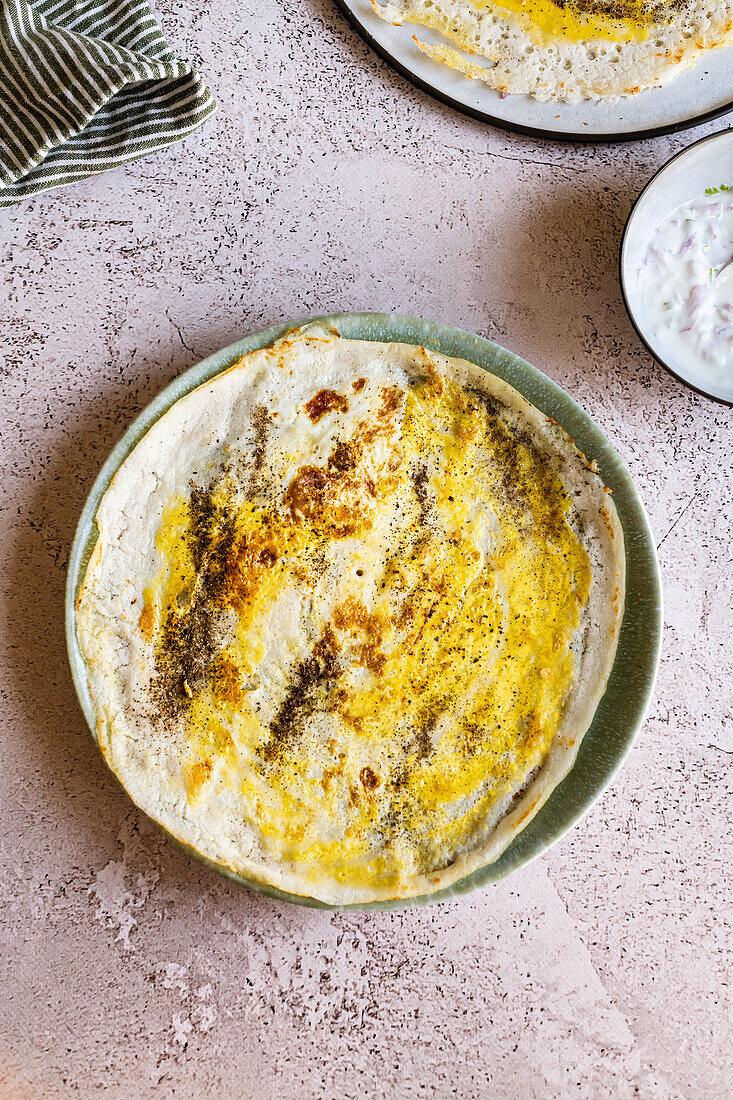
[336,0,733,142]
[620,128,733,405]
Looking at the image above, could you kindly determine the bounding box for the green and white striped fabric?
[0,0,215,206]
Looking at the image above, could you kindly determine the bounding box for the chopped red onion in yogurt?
[637,193,733,387]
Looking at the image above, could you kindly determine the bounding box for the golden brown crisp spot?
[360,766,380,790]
[211,656,245,707]
[139,600,155,641]
[222,530,280,609]
[356,642,386,675]
[285,441,382,539]
[378,385,402,420]
[304,388,349,423]
[286,465,354,534]
[333,596,369,631]
[188,758,212,801]
[356,386,404,452]
[333,598,389,675]
[352,377,366,392]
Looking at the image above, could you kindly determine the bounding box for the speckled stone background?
[1,2,731,1096]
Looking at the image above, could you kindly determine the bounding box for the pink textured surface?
[0,2,731,1096]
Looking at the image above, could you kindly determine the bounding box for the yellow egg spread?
[433,0,682,44]
[138,374,591,894]
[480,0,657,42]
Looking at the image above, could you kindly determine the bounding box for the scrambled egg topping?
[140,373,591,892]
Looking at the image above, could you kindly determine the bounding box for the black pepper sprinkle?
[551,0,681,24]
[148,483,235,720]
[261,630,340,762]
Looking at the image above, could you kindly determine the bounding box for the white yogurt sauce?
[637,192,733,390]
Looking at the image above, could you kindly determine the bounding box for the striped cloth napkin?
[0,0,215,206]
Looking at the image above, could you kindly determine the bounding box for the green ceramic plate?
[66,313,663,909]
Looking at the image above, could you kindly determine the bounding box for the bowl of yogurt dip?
[621,128,733,406]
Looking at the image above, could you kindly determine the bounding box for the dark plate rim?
[334,0,733,144]
[619,126,733,407]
